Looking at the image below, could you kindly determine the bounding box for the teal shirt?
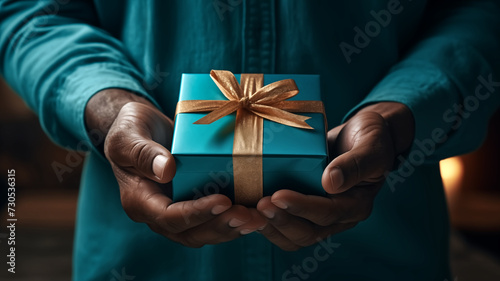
[2,0,500,280]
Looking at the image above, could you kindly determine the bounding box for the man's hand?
[85,89,266,248]
[256,102,414,251]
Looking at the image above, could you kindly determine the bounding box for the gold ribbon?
[176,70,325,206]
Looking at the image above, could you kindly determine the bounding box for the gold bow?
[176,70,325,206]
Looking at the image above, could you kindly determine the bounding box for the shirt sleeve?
[344,0,500,162]
[0,0,158,151]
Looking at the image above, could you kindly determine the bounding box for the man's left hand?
[256,102,414,251]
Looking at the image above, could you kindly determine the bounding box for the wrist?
[84,88,154,150]
[357,102,415,155]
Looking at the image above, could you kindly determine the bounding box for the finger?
[271,189,375,224]
[322,112,392,194]
[113,163,171,221]
[239,208,268,235]
[156,194,235,233]
[116,168,232,232]
[173,206,266,247]
[191,207,266,239]
[151,148,176,183]
[257,196,319,247]
[256,198,301,251]
[108,136,176,183]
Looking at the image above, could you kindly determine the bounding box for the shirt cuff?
[54,63,160,154]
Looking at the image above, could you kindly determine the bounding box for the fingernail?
[273,200,288,209]
[211,205,230,215]
[257,225,266,231]
[329,167,344,192]
[240,229,254,235]
[153,155,168,179]
[228,218,246,228]
[262,209,275,219]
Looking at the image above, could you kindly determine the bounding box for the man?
[1,0,499,280]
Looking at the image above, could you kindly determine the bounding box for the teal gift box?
[171,71,328,206]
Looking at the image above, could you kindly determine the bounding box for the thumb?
[321,113,393,194]
[321,150,374,194]
[104,103,176,184]
[136,141,176,183]
[107,134,176,184]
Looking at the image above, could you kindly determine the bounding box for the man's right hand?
[85,89,266,248]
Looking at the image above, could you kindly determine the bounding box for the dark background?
[0,77,499,280]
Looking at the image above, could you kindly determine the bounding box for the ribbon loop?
[250,79,299,105]
[210,70,244,101]
[193,70,313,129]
[250,104,312,129]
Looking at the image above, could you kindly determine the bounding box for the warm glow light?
[440,157,464,191]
